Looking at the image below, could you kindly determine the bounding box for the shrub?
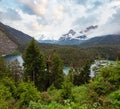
[16,81,41,106]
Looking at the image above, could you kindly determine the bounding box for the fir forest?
[0,0,120,109]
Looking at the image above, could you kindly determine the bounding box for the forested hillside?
[39,44,120,68]
[79,34,120,47]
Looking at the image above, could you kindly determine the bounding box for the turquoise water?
[4,55,112,77]
[4,55,70,74]
[4,55,24,67]
[63,67,71,75]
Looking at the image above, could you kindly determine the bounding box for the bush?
[41,92,53,104]
[61,80,73,100]
[0,83,12,109]
[71,85,88,104]
[106,89,120,109]
[28,101,43,109]
[16,81,41,106]
[47,86,62,103]
[0,77,17,97]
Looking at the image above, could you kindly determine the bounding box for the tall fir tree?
[80,60,91,84]
[73,60,91,86]
[50,53,64,89]
[23,38,46,91]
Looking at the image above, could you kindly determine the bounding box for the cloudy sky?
[0,0,120,40]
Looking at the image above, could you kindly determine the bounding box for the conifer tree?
[80,60,91,84]
[50,54,64,89]
[23,38,46,91]
[73,60,91,85]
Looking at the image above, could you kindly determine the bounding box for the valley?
[0,0,120,108]
[0,8,120,109]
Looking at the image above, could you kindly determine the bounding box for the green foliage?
[16,81,41,106]
[87,61,120,108]
[29,101,65,109]
[50,54,64,89]
[23,38,46,91]
[100,62,120,89]
[41,92,53,104]
[61,78,73,100]
[28,101,42,109]
[0,83,12,109]
[47,86,62,103]
[106,89,120,109]
[0,77,17,109]
[80,60,91,84]
[0,55,7,77]
[67,68,74,83]
[1,40,120,109]
[44,102,65,109]
[71,85,88,104]
[0,77,16,97]
[73,60,91,86]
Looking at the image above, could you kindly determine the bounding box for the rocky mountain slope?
[0,30,17,54]
[0,22,32,54]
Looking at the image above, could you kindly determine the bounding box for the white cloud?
[0,0,120,40]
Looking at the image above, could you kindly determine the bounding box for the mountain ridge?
[0,22,33,54]
[79,34,120,47]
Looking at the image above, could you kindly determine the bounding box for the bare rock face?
[0,30,18,55]
[0,22,33,55]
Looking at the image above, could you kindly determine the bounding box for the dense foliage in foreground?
[0,39,120,109]
[0,56,120,109]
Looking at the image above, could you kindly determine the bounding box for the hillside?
[0,30,17,54]
[80,34,120,47]
[0,22,33,54]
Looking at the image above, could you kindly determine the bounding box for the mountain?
[38,35,87,45]
[38,34,120,46]
[38,40,57,44]
[38,28,88,45]
[80,34,120,47]
[38,25,98,45]
[0,22,33,54]
[57,35,87,45]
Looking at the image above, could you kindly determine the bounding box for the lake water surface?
[4,55,24,67]
[4,55,113,77]
[4,55,70,74]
